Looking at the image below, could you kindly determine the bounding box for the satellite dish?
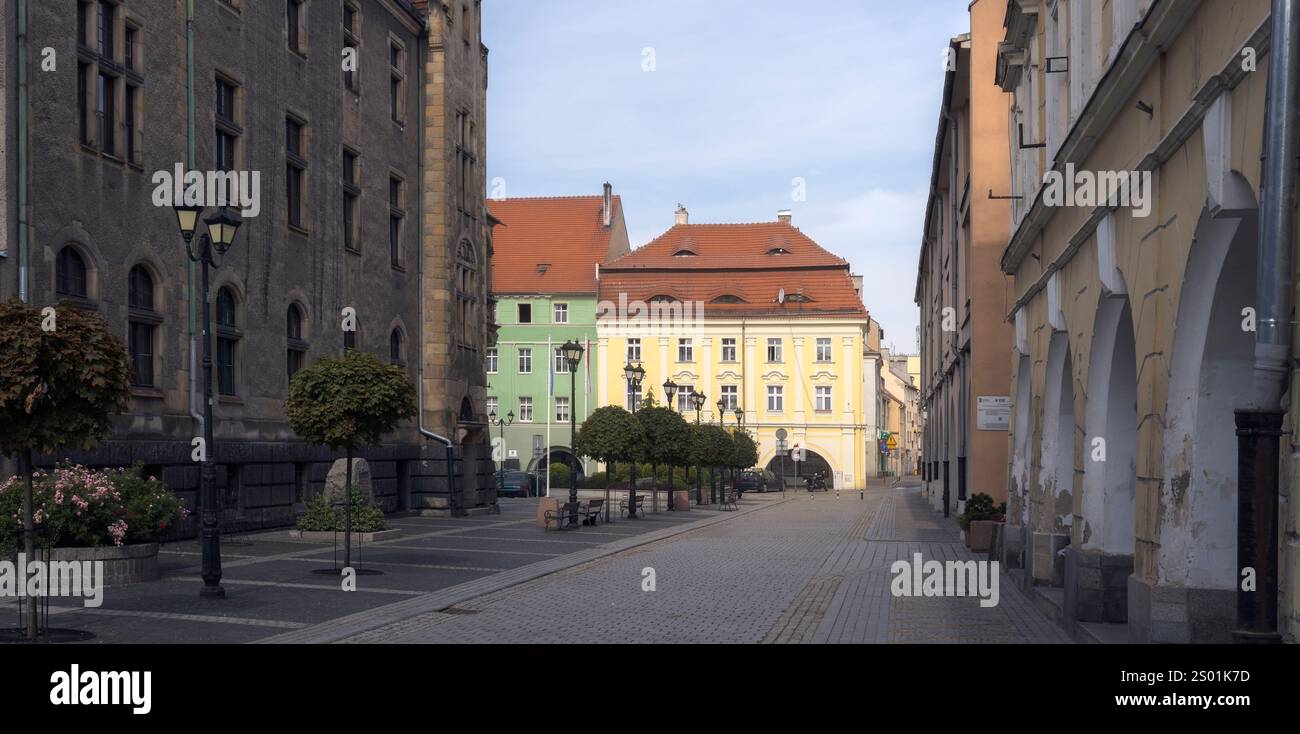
[777,288,785,304]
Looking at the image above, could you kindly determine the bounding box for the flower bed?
[0,463,189,555]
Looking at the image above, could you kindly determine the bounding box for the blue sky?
[482,0,971,352]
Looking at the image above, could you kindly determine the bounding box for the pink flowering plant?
[0,463,189,554]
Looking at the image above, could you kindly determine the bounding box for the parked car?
[497,470,538,498]
[736,469,785,493]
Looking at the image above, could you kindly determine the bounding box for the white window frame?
[678,338,693,363]
[721,337,737,362]
[553,302,568,324]
[627,338,641,362]
[815,385,832,412]
[518,397,533,422]
[485,347,498,374]
[555,396,569,422]
[767,338,782,363]
[815,338,831,362]
[721,384,738,411]
[767,385,784,412]
[518,347,532,374]
[676,385,693,412]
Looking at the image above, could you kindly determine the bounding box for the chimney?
[602,182,613,227]
[777,209,792,224]
[674,204,689,225]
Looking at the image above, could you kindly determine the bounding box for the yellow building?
[593,208,873,488]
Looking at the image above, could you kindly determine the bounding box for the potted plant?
[958,492,1006,552]
[0,463,188,586]
[290,487,391,542]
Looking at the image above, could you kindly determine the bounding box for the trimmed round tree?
[0,298,131,640]
[695,423,734,504]
[285,350,416,568]
[730,428,759,491]
[637,405,691,509]
[574,405,645,516]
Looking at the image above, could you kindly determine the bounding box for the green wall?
[488,295,598,478]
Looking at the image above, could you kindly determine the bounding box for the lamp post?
[561,340,584,508]
[624,362,645,517]
[662,378,678,510]
[691,389,705,505]
[174,204,242,599]
[714,397,727,503]
[489,409,514,495]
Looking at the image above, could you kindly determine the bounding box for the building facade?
[594,208,873,488]
[994,0,1296,642]
[486,187,631,489]
[916,0,1015,518]
[0,0,496,530]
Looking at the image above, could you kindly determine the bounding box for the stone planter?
[287,529,399,543]
[536,497,560,528]
[672,490,691,511]
[967,520,997,553]
[48,542,159,587]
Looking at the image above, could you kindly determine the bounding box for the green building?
[486,186,630,492]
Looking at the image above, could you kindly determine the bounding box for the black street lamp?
[714,397,726,503]
[624,362,645,517]
[489,409,514,495]
[662,379,678,510]
[560,340,584,509]
[691,389,706,505]
[174,204,242,599]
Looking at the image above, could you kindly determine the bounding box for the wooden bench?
[544,502,581,531]
[581,499,605,525]
[619,494,647,518]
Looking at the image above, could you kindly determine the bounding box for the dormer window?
[766,247,791,255]
[785,292,812,303]
[673,249,697,257]
[648,294,677,303]
[710,294,745,304]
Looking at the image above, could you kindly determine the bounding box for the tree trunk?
[344,447,353,570]
[22,449,37,641]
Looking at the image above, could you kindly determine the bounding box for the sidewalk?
[1,496,762,644]
[339,483,1071,644]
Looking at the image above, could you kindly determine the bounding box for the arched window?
[287,304,307,378]
[127,265,158,387]
[389,328,403,365]
[215,286,240,396]
[710,294,745,304]
[456,239,478,349]
[56,246,88,298]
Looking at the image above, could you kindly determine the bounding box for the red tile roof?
[488,196,623,295]
[599,222,865,319]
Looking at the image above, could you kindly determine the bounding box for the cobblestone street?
[340,482,1071,644]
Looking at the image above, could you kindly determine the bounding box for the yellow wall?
[595,318,869,487]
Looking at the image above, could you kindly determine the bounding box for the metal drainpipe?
[16,0,28,303]
[942,110,958,518]
[1234,0,1298,644]
[414,17,458,517]
[186,0,203,438]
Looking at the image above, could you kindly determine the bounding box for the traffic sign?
[886,434,898,450]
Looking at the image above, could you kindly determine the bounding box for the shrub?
[0,463,188,553]
[295,489,388,533]
[549,462,572,488]
[958,492,1007,530]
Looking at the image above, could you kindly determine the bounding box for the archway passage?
[1071,293,1138,623]
[1036,331,1075,585]
[765,448,833,488]
[1082,295,1138,554]
[1163,211,1257,591]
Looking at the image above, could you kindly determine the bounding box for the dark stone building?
[0,0,496,533]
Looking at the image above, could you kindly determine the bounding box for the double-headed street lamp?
[560,340,585,506]
[623,362,645,517]
[489,409,514,495]
[690,389,706,504]
[173,204,243,599]
[662,379,678,510]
